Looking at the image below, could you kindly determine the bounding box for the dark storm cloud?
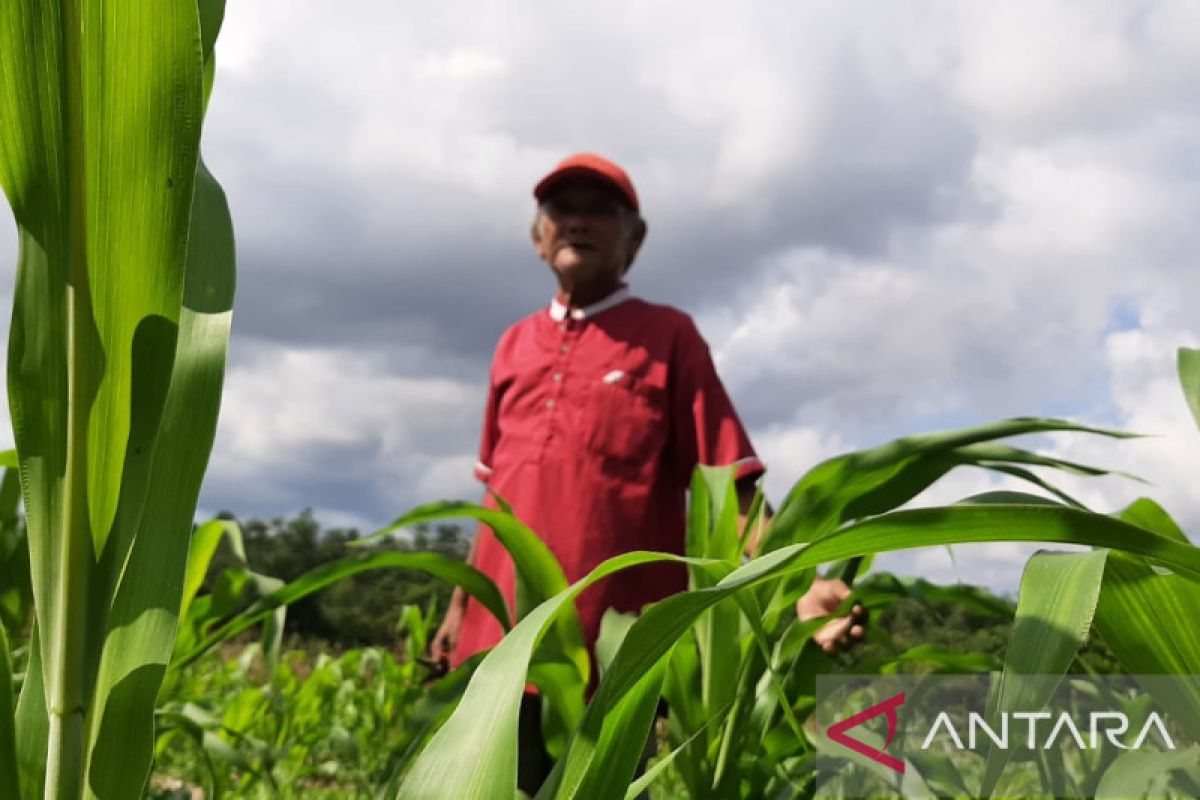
[4,0,1196,592]
[199,0,981,383]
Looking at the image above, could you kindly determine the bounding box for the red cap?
[533,153,639,213]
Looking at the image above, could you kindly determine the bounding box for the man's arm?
[430,508,480,665]
[737,481,865,654]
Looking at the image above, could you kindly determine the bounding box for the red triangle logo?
[826,691,906,773]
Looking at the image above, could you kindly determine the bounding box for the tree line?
[204,509,470,646]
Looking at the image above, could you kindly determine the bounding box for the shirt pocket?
[585,370,667,475]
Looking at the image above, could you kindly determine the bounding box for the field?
[133,560,1112,797]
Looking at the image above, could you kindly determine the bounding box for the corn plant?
[387,348,1200,799]
[0,0,235,796]
[150,522,496,796]
[154,602,463,797]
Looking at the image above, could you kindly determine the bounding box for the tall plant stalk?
[0,1,235,797]
[48,4,89,782]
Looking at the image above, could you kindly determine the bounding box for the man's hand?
[797,576,866,654]
[430,588,466,667]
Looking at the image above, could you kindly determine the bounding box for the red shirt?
[453,287,763,667]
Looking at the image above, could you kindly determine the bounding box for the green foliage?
[0,463,32,639]
[156,615,450,797]
[397,383,1200,799]
[0,0,234,796]
[206,510,469,646]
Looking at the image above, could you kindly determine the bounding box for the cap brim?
[534,167,636,210]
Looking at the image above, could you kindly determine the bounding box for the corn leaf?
[13,626,46,798]
[772,504,1200,582]
[1092,501,1200,741]
[537,651,669,799]
[404,499,1200,800]
[980,549,1108,796]
[763,417,1133,553]
[1117,496,1189,544]
[0,622,18,799]
[369,500,591,752]
[81,5,232,795]
[397,551,684,799]
[1179,348,1200,433]
[375,501,567,618]
[622,714,714,800]
[1,0,231,793]
[955,442,1141,482]
[1094,745,1200,799]
[686,467,742,722]
[175,549,509,670]
[0,467,32,636]
[181,517,244,626]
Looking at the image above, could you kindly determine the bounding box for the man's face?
[532,180,641,288]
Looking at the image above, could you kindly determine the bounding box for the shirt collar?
[549,285,632,321]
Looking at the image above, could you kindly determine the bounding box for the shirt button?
[552,372,562,382]
[560,344,570,354]
[546,399,555,409]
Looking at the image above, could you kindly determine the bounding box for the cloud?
[202,339,485,523]
[951,1,1200,142]
[0,1,1198,592]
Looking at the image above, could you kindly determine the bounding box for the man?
[432,153,862,787]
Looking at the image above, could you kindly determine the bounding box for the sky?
[1,1,1198,591]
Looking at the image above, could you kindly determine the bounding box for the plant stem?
[45,0,90,796]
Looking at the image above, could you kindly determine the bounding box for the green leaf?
[622,714,713,800]
[75,1,204,555]
[175,549,510,669]
[2,0,232,793]
[1006,550,1108,676]
[13,626,46,798]
[763,417,1133,553]
[407,498,1200,800]
[1094,553,1200,740]
[956,441,1142,483]
[907,751,971,798]
[398,551,682,799]
[1179,348,1200,434]
[180,518,244,625]
[538,650,668,799]
[373,500,567,618]
[0,468,32,637]
[980,550,1108,795]
[82,32,235,799]
[0,622,20,800]
[1094,745,1200,799]
[369,499,591,751]
[1117,496,1189,544]
[594,609,638,677]
[775,504,1200,582]
[1090,499,1200,742]
[685,467,742,723]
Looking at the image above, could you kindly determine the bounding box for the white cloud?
[754,423,850,505]
[205,339,483,523]
[1041,327,1200,531]
[1,1,1198,592]
[951,1,1200,141]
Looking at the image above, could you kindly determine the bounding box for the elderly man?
[432,153,862,789]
